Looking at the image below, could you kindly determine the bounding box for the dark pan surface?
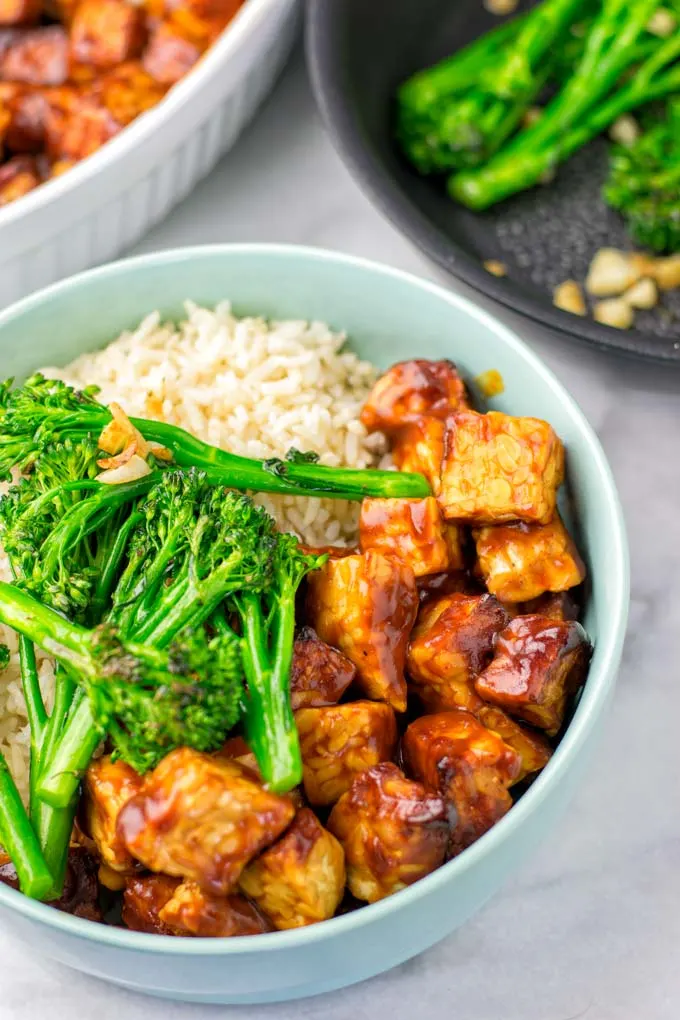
[306,0,680,363]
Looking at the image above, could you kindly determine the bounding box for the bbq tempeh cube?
[521,590,580,621]
[83,755,143,874]
[159,881,272,936]
[361,359,469,434]
[143,19,203,84]
[475,615,590,736]
[307,550,418,712]
[0,153,39,203]
[360,496,463,577]
[439,411,564,525]
[0,0,40,24]
[407,592,509,713]
[240,808,345,930]
[290,626,356,711]
[122,874,271,936]
[403,710,520,856]
[69,0,146,69]
[473,514,585,602]
[122,874,184,934]
[90,62,167,126]
[327,763,449,903]
[117,748,295,895]
[0,26,68,84]
[296,700,398,806]
[392,416,445,495]
[476,705,552,783]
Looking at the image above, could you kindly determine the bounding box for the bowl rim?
[0,0,292,231]
[304,1,680,365]
[0,242,629,954]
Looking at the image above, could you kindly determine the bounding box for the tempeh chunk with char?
[407,592,509,713]
[117,748,295,895]
[240,808,346,930]
[403,710,520,857]
[475,615,591,736]
[328,763,449,903]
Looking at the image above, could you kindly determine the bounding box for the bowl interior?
[306,0,680,362]
[0,244,628,954]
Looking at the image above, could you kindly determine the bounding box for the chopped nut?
[649,255,680,291]
[96,452,152,484]
[522,106,543,128]
[608,115,639,147]
[624,277,658,310]
[553,280,586,316]
[593,298,634,330]
[646,8,676,36]
[483,259,506,277]
[585,248,643,296]
[483,0,518,14]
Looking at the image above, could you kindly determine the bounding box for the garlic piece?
[96,440,138,470]
[624,277,658,310]
[609,115,639,147]
[98,401,150,459]
[484,259,507,277]
[147,441,173,462]
[553,280,587,316]
[585,248,643,296]
[647,8,676,36]
[96,454,152,485]
[593,298,634,330]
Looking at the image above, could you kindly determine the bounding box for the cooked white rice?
[0,301,386,798]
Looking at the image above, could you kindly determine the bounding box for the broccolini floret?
[604,98,680,253]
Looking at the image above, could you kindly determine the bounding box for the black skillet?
[306,0,680,363]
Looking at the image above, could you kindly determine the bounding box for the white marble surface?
[2,47,680,1020]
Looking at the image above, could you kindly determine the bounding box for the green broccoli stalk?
[603,97,680,252]
[232,535,328,793]
[0,753,53,900]
[396,0,586,173]
[0,440,136,893]
[450,1,680,209]
[0,375,430,500]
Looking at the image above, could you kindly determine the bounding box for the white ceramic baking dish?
[0,0,299,308]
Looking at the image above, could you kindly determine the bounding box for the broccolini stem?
[32,793,77,895]
[20,401,431,499]
[18,637,46,793]
[36,697,99,809]
[36,668,77,793]
[450,0,671,208]
[0,583,92,673]
[89,511,143,625]
[240,594,302,793]
[0,753,54,900]
[398,14,526,114]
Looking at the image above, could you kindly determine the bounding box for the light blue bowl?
[0,245,628,1004]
